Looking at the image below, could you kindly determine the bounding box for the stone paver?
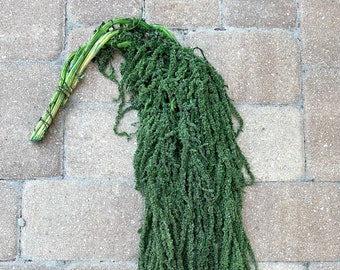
[0,263,57,270]
[186,30,300,104]
[21,180,143,260]
[309,262,340,270]
[0,63,63,179]
[66,262,137,270]
[69,62,121,103]
[301,0,340,66]
[225,0,297,29]
[243,182,340,261]
[66,28,96,54]
[0,183,18,260]
[0,0,64,61]
[69,0,142,26]
[146,0,219,28]
[304,69,340,181]
[258,262,305,270]
[64,104,137,180]
[237,106,304,181]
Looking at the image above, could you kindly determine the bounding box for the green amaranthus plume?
[30,18,258,270]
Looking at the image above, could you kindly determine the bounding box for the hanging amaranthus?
[30,18,257,270]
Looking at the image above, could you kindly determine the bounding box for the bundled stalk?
[31,18,257,270]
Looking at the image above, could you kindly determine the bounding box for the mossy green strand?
[30,18,258,270]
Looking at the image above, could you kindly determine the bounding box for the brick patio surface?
[0,0,339,269]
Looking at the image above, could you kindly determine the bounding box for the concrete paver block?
[0,183,18,260]
[237,106,304,181]
[186,30,300,104]
[304,69,340,181]
[21,180,143,260]
[309,262,340,270]
[243,182,340,261]
[0,0,64,61]
[258,262,305,270]
[301,0,340,66]
[69,0,142,26]
[64,104,137,180]
[66,262,137,270]
[225,0,297,29]
[66,28,96,54]
[146,0,219,28]
[69,62,121,103]
[0,263,57,270]
[0,63,63,179]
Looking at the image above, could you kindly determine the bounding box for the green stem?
[30,18,177,142]
[30,24,123,142]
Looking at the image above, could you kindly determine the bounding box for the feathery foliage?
[30,18,257,270]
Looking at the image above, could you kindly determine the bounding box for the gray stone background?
[0,0,339,269]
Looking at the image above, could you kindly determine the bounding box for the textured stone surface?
[0,263,57,270]
[0,183,18,260]
[66,28,121,103]
[69,62,121,103]
[0,0,64,61]
[66,28,95,53]
[66,262,137,270]
[69,0,142,26]
[186,30,300,104]
[225,0,297,29]
[64,104,137,179]
[146,0,219,27]
[309,262,340,270]
[21,180,143,260]
[237,106,304,181]
[304,70,340,181]
[301,0,340,66]
[243,182,340,261]
[258,262,305,270]
[0,63,63,179]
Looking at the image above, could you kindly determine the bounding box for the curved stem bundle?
[30,18,175,142]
